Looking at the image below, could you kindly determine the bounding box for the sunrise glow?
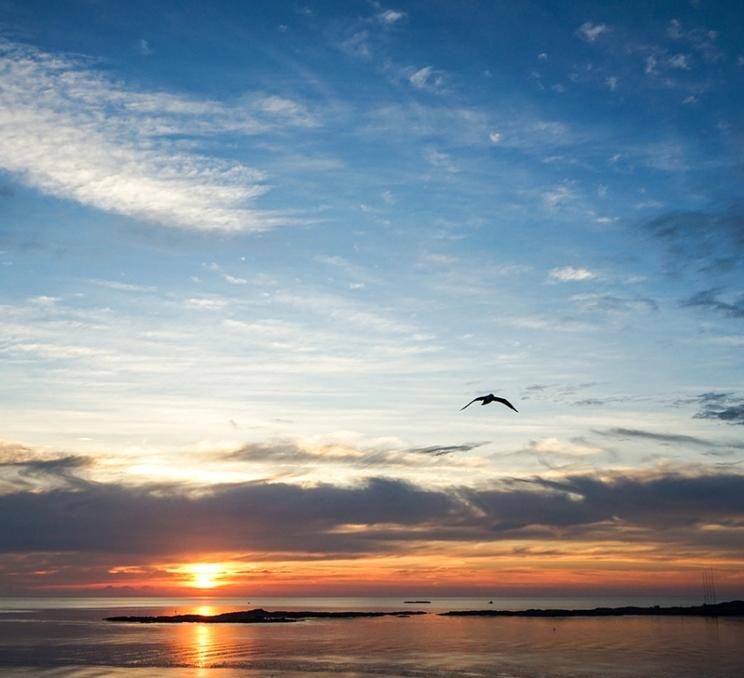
[179,564,227,590]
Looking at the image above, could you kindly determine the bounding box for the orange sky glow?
[17,547,744,598]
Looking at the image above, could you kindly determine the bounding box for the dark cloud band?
[1,467,743,557]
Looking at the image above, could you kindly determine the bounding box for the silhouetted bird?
[460,394,518,412]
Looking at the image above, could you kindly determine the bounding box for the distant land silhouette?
[107,600,744,624]
[442,600,744,618]
[107,609,426,624]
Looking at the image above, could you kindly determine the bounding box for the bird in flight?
[460,394,519,412]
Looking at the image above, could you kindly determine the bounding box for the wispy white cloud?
[135,39,152,56]
[88,279,156,293]
[669,54,691,70]
[205,262,250,286]
[418,253,458,266]
[548,266,597,282]
[313,254,378,289]
[577,22,609,43]
[223,274,248,286]
[409,65,432,88]
[340,31,371,59]
[629,19,722,87]
[8,342,109,361]
[570,293,658,314]
[186,297,229,310]
[507,315,591,332]
[408,65,445,91]
[378,9,405,25]
[541,185,577,209]
[633,141,690,172]
[667,19,684,40]
[0,40,315,232]
[666,18,721,60]
[272,289,417,335]
[425,149,459,172]
[28,296,59,306]
[252,95,319,127]
[363,101,575,154]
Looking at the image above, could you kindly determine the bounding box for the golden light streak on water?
[194,622,212,669]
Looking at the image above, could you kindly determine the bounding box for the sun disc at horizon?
[183,563,225,589]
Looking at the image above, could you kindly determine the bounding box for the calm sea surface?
[0,596,742,677]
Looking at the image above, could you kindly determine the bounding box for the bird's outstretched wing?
[493,397,519,413]
[460,396,485,410]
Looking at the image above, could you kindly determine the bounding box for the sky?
[0,0,743,597]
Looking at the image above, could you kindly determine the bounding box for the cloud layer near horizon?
[2,444,743,566]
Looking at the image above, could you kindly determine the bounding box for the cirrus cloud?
[0,39,313,233]
[548,266,597,282]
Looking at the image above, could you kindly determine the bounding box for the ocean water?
[0,597,742,677]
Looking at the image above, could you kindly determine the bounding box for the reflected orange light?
[194,622,212,669]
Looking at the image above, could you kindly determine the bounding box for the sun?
[166,560,244,590]
[184,563,224,590]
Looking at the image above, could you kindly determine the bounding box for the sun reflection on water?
[194,622,212,670]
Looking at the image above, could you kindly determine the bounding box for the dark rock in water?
[441,600,744,618]
[106,608,427,624]
[106,600,744,624]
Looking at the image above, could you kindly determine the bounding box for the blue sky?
[0,1,743,594]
